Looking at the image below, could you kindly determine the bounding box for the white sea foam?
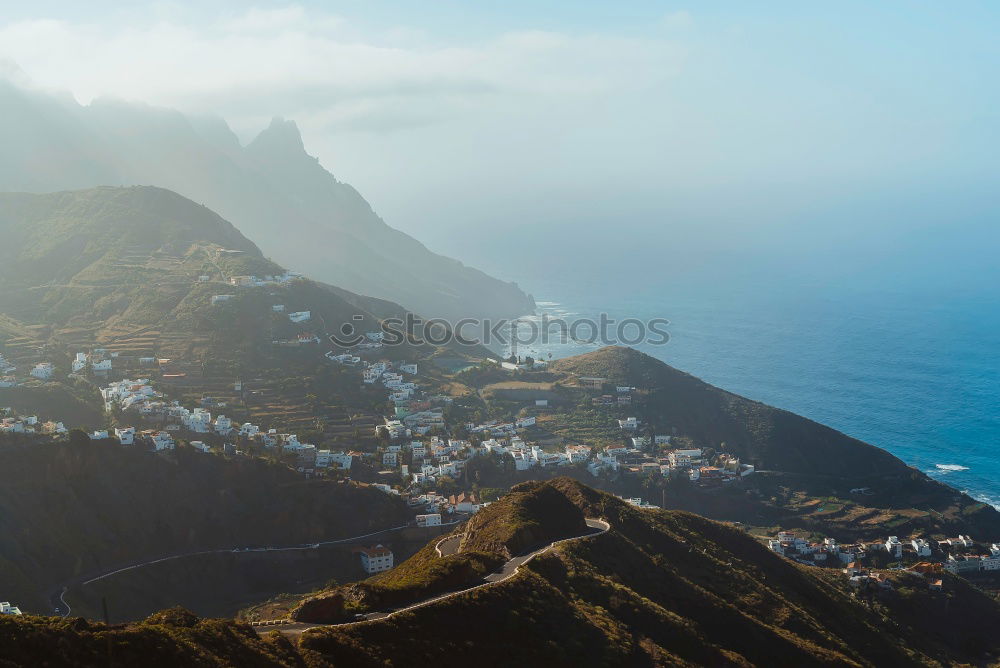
[934,463,970,472]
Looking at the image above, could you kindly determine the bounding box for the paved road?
[48,524,419,617]
[435,534,462,557]
[261,518,610,635]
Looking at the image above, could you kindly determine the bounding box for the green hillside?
[300,479,1000,666]
[0,186,477,443]
[290,480,587,622]
[0,186,390,354]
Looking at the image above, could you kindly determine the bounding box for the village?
[762,527,1000,595]
[7,336,988,595]
[3,336,765,507]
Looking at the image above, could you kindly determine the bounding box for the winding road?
[260,517,610,635]
[48,522,469,617]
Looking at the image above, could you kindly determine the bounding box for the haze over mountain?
[0,186,406,362]
[0,80,534,322]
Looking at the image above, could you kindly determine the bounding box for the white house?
[115,427,135,445]
[0,602,22,615]
[288,311,311,323]
[239,422,260,437]
[184,408,213,433]
[272,304,285,313]
[416,513,442,527]
[359,545,394,574]
[72,352,89,372]
[631,436,651,448]
[400,363,418,375]
[91,359,112,372]
[948,535,975,548]
[329,451,354,470]
[383,451,399,467]
[885,536,903,558]
[30,363,55,380]
[214,415,233,435]
[912,538,933,557]
[190,440,212,453]
[668,449,702,468]
[983,555,1000,571]
[618,417,638,430]
[152,431,175,451]
[211,294,234,305]
[90,430,109,440]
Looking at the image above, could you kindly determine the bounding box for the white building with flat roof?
[359,545,394,574]
[0,602,22,615]
[30,362,55,380]
[416,513,442,527]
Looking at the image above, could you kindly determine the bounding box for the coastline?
[509,296,1000,510]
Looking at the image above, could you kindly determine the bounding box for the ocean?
[503,267,1000,508]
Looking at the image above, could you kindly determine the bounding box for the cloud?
[0,6,686,135]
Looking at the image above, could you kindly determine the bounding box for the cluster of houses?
[70,350,119,375]
[767,530,1000,578]
[227,272,301,288]
[3,350,153,388]
[210,272,304,305]
[611,416,754,483]
[406,490,484,515]
[844,561,948,593]
[99,378,361,467]
[767,532,864,565]
[0,410,67,436]
[346,358,460,438]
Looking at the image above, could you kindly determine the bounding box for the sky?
[1,1,998,283]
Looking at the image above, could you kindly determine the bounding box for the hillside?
[0,80,534,321]
[297,479,1000,666]
[6,479,1000,666]
[0,186,392,354]
[0,437,410,614]
[0,609,327,667]
[289,480,588,622]
[551,346,907,478]
[543,347,1000,540]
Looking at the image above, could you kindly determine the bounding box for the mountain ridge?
[0,80,535,321]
